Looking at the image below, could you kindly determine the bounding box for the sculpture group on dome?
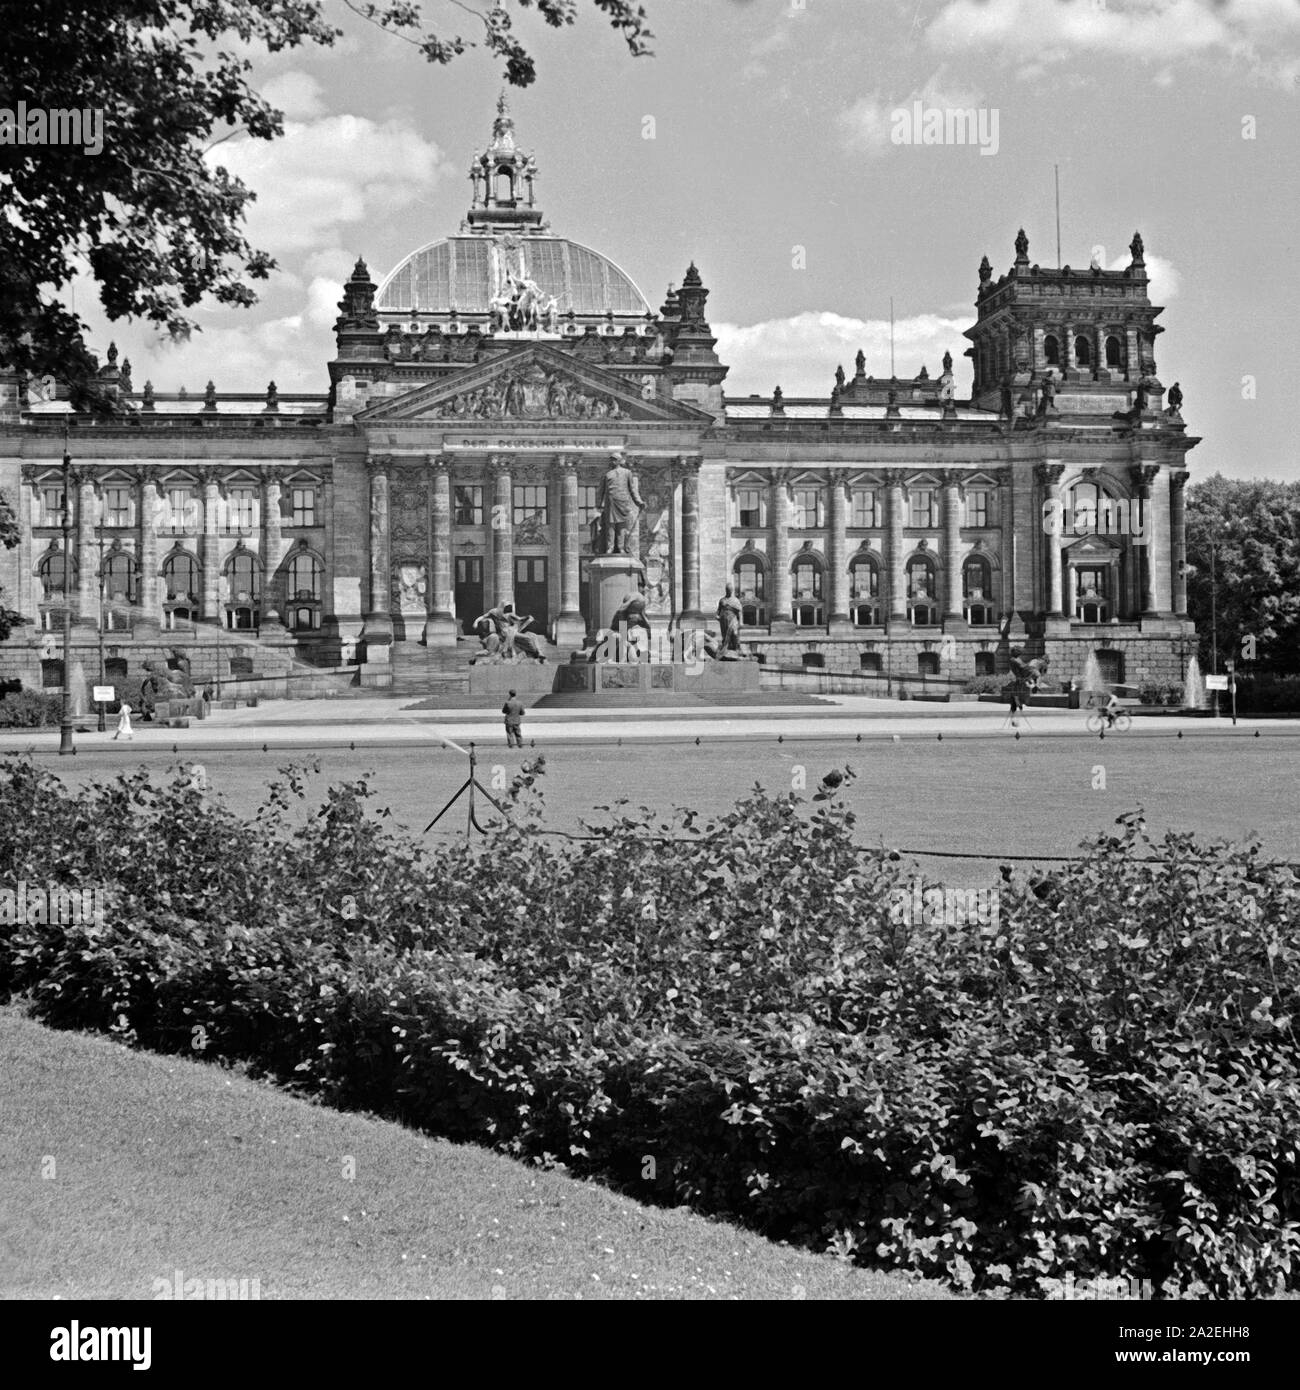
[489,272,560,334]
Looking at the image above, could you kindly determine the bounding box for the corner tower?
[964,229,1165,412]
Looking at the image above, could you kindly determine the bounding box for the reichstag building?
[0,100,1198,697]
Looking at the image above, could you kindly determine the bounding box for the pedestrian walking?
[113,702,134,741]
[503,689,525,748]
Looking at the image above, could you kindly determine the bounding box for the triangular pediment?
[354,344,713,425]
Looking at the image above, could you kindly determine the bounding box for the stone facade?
[0,109,1198,701]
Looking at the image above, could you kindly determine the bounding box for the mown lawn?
[0,1008,957,1301]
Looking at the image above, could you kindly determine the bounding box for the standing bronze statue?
[597,451,643,555]
[716,582,743,657]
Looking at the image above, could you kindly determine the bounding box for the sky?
[73,0,1300,481]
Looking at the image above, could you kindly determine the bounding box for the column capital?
[1170,467,1190,492]
[195,466,222,491]
[428,452,453,473]
[938,468,964,491]
[259,464,285,487]
[1129,462,1160,495]
[1035,461,1066,488]
[487,453,514,477]
[21,464,41,485]
[555,453,579,475]
[674,453,703,474]
[365,453,392,478]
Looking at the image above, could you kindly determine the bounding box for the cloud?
[260,70,328,120]
[840,66,987,155]
[715,310,972,396]
[208,113,451,258]
[925,0,1300,86]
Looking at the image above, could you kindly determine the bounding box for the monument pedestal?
[588,554,645,634]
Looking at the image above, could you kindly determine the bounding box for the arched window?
[974,651,996,676]
[850,555,881,627]
[917,652,941,677]
[104,552,136,603]
[39,549,74,600]
[288,552,323,602]
[162,552,200,603]
[226,551,261,602]
[495,168,513,202]
[1105,335,1122,368]
[1074,335,1092,368]
[963,556,995,626]
[733,556,767,627]
[791,556,823,626]
[907,555,938,626]
[1043,334,1060,367]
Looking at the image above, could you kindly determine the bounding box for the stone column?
[1037,462,1066,618]
[628,455,644,565]
[1131,463,1160,617]
[679,455,704,622]
[490,454,514,611]
[361,455,393,657]
[260,467,284,624]
[136,471,161,630]
[886,477,907,624]
[424,454,458,646]
[199,471,221,624]
[828,474,849,627]
[75,472,97,625]
[769,471,793,629]
[1170,468,1189,618]
[941,471,964,624]
[1066,564,1078,622]
[555,454,585,647]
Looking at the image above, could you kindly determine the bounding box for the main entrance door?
[455,556,483,635]
[514,556,549,636]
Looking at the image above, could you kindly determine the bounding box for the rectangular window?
[40,486,65,526]
[578,485,600,528]
[967,489,989,528]
[453,485,483,526]
[793,488,823,530]
[291,486,316,527]
[736,488,764,528]
[225,487,258,533]
[102,486,133,528]
[909,489,934,529]
[512,484,548,525]
[163,488,199,534]
[851,488,881,529]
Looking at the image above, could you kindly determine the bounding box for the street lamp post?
[58,439,75,755]
[96,510,107,732]
[1209,536,1220,719]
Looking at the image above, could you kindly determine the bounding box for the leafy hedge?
[1234,675,1300,715]
[0,755,1297,1299]
[1137,681,1185,707]
[0,689,63,727]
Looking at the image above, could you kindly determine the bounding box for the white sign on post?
[1204,675,1229,691]
[92,685,115,703]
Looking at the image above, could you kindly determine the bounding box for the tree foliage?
[0,490,23,642]
[2,758,1297,1299]
[1185,474,1300,675]
[0,1,654,406]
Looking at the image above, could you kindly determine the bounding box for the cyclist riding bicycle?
[1101,691,1123,727]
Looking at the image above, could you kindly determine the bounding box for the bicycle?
[1086,708,1131,734]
